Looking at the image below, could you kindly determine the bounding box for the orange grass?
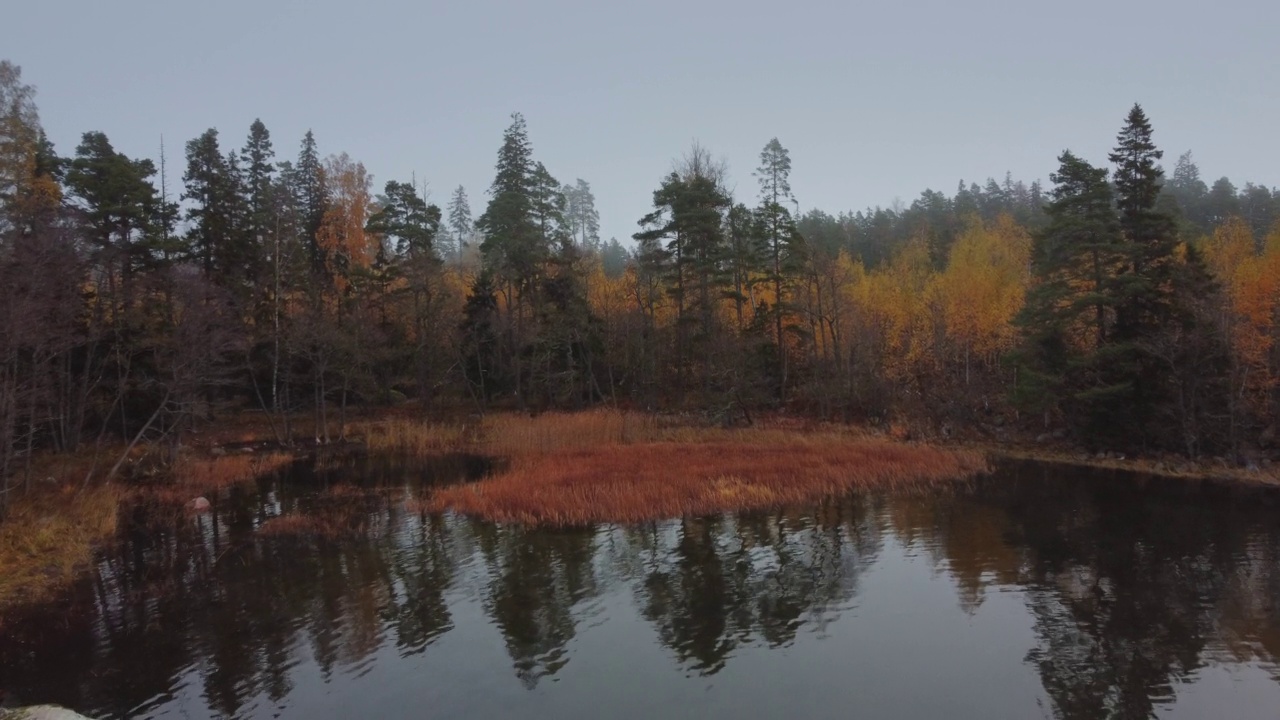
[425,435,988,526]
[145,451,295,505]
[0,483,122,612]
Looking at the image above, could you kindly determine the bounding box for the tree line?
[2,58,1279,513]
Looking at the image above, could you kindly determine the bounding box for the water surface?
[3,456,1280,719]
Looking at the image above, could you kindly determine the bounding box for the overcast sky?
[4,0,1277,244]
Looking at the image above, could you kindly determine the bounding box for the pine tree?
[754,138,804,398]
[368,180,441,259]
[564,178,600,248]
[446,184,472,258]
[530,161,568,249]
[65,131,166,299]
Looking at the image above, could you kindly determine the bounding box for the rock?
[0,706,97,720]
[210,447,227,457]
[240,446,255,454]
[186,496,211,512]
[1035,433,1051,444]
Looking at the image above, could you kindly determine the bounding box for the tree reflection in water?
[1,456,1279,719]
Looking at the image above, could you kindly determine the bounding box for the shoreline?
[2,408,1277,620]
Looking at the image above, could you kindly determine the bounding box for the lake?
[2,455,1280,719]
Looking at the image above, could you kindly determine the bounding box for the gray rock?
[186,496,211,512]
[0,707,97,720]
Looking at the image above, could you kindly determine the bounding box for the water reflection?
[1,457,1280,719]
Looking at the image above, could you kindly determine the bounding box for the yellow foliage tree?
[316,153,375,295]
[1206,218,1280,415]
[937,214,1031,383]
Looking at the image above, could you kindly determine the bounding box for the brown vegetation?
[0,483,121,613]
[419,412,988,525]
[143,451,295,506]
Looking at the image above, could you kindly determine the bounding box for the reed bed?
[361,418,471,455]
[425,434,988,526]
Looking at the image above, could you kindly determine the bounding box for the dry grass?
[0,483,122,612]
[424,433,988,526]
[144,451,295,506]
[361,417,472,455]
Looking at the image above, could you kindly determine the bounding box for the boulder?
[0,707,97,720]
[186,496,212,512]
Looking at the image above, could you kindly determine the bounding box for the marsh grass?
[142,451,296,506]
[419,415,989,525]
[0,483,122,613]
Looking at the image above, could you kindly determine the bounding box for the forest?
[2,58,1279,517]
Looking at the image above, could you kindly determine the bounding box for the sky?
[3,0,1277,245]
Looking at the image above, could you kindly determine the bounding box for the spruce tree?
[446,185,472,258]
[240,119,275,273]
[477,113,541,291]
[1107,105,1183,447]
[294,130,327,272]
[182,129,245,285]
[1013,151,1124,440]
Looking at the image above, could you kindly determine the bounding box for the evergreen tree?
[754,138,805,398]
[367,180,442,259]
[1013,151,1124,440]
[240,119,276,274]
[477,113,542,291]
[446,184,472,258]
[564,178,601,248]
[182,129,247,284]
[65,132,167,294]
[530,161,569,249]
[1105,104,1221,451]
[459,270,503,401]
[293,130,327,272]
[600,237,628,277]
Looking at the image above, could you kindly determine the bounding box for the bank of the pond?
[3,408,1277,620]
[0,447,296,620]
[980,443,1280,487]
